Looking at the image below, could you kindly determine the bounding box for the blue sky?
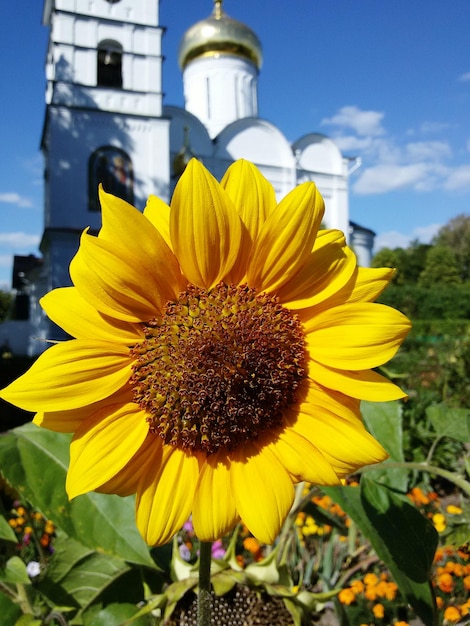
[1,0,469,290]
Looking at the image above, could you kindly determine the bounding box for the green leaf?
[426,403,470,442]
[360,477,438,582]
[323,482,438,626]
[14,617,42,626]
[0,514,17,543]
[41,549,131,613]
[0,591,22,624]
[86,603,152,626]
[0,424,155,568]
[361,400,408,491]
[0,556,30,584]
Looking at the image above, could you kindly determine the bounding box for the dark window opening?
[88,147,134,211]
[97,40,123,88]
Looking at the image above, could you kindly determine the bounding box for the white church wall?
[214,118,296,198]
[182,55,258,138]
[48,0,160,26]
[293,134,350,238]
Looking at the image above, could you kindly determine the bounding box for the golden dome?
[178,0,262,70]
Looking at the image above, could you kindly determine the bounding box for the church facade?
[10,0,375,355]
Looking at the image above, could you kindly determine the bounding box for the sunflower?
[0,159,410,547]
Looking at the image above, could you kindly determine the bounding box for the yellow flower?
[372,603,385,619]
[0,159,410,547]
[446,504,463,515]
[433,512,447,533]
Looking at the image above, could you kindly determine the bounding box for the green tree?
[0,290,13,322]
[402,240,430,283]
[433,214,470,281]
[418,245,462,288]
[371,247,407,284]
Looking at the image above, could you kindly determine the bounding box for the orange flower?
[338,588,356,605]
[350,579,365,594]
[243,537,261,554]
[364,585,378,601]
[372,603,385,619]
[460,600,470,615]
[408,486,429,505]
[364,572,379,586]
[443,606,461,623]
[383,581,398,601]
[463,575,470,591]
[437,572,454,594]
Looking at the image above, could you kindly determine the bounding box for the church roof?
[178,0,262,70]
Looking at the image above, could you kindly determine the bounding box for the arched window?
[97,40,123,88]
[88,147,134,211]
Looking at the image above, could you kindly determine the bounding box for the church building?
[10,0,375,355]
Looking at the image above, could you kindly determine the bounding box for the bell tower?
[40,0,170,297]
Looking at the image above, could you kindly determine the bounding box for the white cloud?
[331,134,375,153]
[412,223,442,243]
[0,254,14,269]
[374,230,412,251]
[406,141,451,162]
[323,105,468,197]
[321,105,386,137]
[0,193,33,208]
[0,232,40,249]
[419,120,452,134]
[374,223,442,253]
[353,163,433,195]
[458,71,470,82]
[443,164,470,190]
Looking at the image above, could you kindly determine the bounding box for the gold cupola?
[178,0,263,71]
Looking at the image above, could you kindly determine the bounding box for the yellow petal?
[230,443,294,544]
[33,385,134,432]
[220,159,276,242]
[136,446,200,546]
[247,182,324,293]
[170,159,243,289]
[70,231,181,322]
[0,340,132,412]
[307,360,407,401]
[304,303,411,370]
[292,409,388,475]
[98,187,170,258]
[192,452,239,541]
[302,266,395,316]
[97,434,158,497]
[67,402,149,498]
[143,195,172,251]
[41,287,143,344]
[268,428,340,485]
[278,232,356,309]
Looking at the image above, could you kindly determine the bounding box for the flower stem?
[198,541,212,626]
[359,461,470,498]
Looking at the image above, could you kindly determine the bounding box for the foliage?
[432,213,470,281]
[377,285,470,319]
[0,290,13,323]
[372,215,470,300]
[0,392,469,625]
[418,246,462,288]
[371,241,431,286]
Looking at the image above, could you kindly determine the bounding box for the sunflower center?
[130,283,305,455]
